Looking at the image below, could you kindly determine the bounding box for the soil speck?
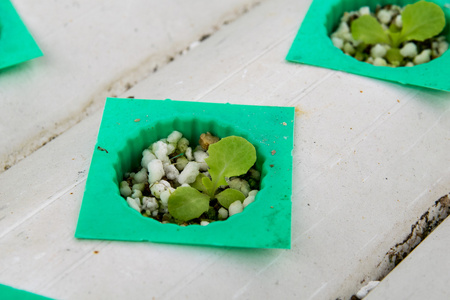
[295,106,306,116]
[97,146,108,153]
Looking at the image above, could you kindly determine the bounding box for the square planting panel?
[75,98,295,249]
[0,0,43,69]
[0,284,51,300]
[286,0,450,92]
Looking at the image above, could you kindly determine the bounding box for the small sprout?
[203,136,256,198]
[333,1,448,67]
[216,188,246,209]
[168,187,210,221]
[121,131,261,225]
[191,173,209,194]
[352,2,445,48]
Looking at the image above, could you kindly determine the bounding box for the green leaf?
[204,136,256,197]
[400,1,445,43]
[168,187,210,221]
[351,15,390,45]
[216,188,246,209]
[389,32,402,48]
[388,23,401,34]
[191,173,208,194]
[202,176,215,198]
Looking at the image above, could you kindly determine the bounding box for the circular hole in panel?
[325,0,449,66]
[114,116,267,225]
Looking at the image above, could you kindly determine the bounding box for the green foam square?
[286,0,450,92]
[0,284,52,300]
[0,0,43,70]
[75,98,295,249]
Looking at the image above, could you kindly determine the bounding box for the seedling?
[76,98,294,248]
[351,1,446,65]
[168,136,257,221]
[119,131,260,225]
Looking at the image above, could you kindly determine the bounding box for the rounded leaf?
[351,15,390,45]
[400,1,445,42]
[205,136,256,187]
[191,173,208,194]
[168,187,210,222]
[216,188,246,209]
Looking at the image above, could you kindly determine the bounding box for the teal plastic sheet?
[76,98,295,249]
[0,0,43,69]
[286,0,450,92]
[0,284,52,300]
